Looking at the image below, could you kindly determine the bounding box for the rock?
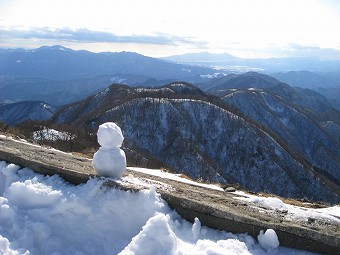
[225,187,236,192]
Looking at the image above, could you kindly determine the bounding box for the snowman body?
[92,122,126,178]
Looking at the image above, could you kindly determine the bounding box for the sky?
[0,0,340,58]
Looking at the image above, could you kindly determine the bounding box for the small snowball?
[93,147,126,178]
[257,229,280,251]
[97,122,124,147]
[192,217,201,241]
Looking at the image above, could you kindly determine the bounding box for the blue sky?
[0,0,340,58]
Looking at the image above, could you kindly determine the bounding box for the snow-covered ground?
[128,167,339,224]
[0,161,323,255]
[128,167,224,191]
[234,191,340,224]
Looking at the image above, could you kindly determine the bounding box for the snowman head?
[97,122,124,148]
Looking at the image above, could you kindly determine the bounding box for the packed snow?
[257,229,280,252]
[0,161,321,255]
[93,147,126,177]
[97,122,124,148]
[93,122,126,178]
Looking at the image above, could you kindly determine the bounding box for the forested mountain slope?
[0,101,56,124]
[52,83,339,203]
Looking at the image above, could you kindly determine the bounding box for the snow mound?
[195,239,252,255]
[249,196,288,211]
[120,213,178,255]
[257,229,280,251]
[6,179,62,209]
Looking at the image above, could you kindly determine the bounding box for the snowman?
[92,122,126,178]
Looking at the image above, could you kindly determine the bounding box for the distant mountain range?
[0,45,219,106]
[314,86,340,110]
[270,70,340,110]
[203,72,282,92]
[271,70,340,88]
[162,52,340,73]
[0,45,215,81]
[1,45,340,108]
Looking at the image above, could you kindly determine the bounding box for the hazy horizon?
[1,0,340,59]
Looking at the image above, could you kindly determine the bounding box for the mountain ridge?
[50,82,339,203]
[0,45,217,82]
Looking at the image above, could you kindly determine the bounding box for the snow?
[211,65,264,73]
[93,122,126,178]
[32,128,74,142]
[234,191,340,224]
[128,168,340,224]
[128,167,224,191]
[257,229,280,251]
[192,217,201,241]
[97,122,124,147]
[136,87,174,94]
[314,206,340,218]
[199,73,225,79]
[41,103,52,110]
[2,134,74,156]
[0,161,320,255]
[6,178,63,209]
[110,76,127,84]
[120,213,178,255]
[93,147,126,177]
